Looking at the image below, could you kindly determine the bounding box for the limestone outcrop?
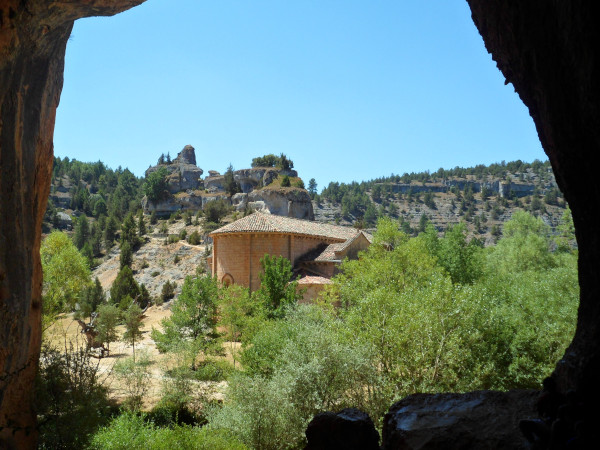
[234,167,297,193]
[145,145,203,194]
[142,191,231,216]
[247,187,314,220]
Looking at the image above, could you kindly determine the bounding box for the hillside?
[312,159,568,245]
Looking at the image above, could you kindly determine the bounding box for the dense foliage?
[206,212,578,448]
[251,153,294,170]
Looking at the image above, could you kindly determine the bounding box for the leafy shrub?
[113,353,153,411]
[90,412,248,450]
[36,343,114,449]
[193,358,234,382]
[210,306,379,449]
[161,280,176,302]
[187,230,202,245]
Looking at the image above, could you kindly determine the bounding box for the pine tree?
[137,210,146,237]
[73,215,89,250]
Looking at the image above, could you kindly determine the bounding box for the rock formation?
[247,187,314,220]
[143,151,311,218]
[145,145,203,194]
[382,390,538,449]
[0,1,147,448]
[305,408,380,450]
[466,0,600,436]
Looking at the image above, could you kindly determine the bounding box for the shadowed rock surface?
[382,390,538,449]
[467,0,600,438]
[305,408,380,450]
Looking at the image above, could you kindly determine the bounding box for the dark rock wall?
[0,2,146,448]
[466,0,600,402]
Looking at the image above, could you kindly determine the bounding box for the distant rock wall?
[382,180,548,198]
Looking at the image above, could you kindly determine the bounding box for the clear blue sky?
[54,0,545,190]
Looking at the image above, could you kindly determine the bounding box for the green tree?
[223,164,241,196]
[90,223,102,257]
[435,223,483,285]
[120,240,133,269]
[555,207,576,253]
[138,209,147,236]
[78,278,105,321]
[121,212,139,249]
[308,178,317,197]
[110,266,140,307]
[73,214,89,250]
[93,197,108,218]
[424,191,436,209]
[41,231,91,326]
[204,199,229,224]
[280,174,291,187]
[257,255,300,317]
[123,304,144,362]
[95,304,120,354]
[489,211,555,273]
[152,275,220,355]
[104,215,118,249]
[161,280,176,302]
[144,167,169,203]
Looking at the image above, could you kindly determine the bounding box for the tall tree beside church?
[224,164,241,196]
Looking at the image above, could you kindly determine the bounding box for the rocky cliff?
[145,145,204,194]
[143,151,311,219]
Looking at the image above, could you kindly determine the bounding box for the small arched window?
[221,273,234,287]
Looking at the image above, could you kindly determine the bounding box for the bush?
[113,353,153,411]
[36,343,114,449]
[193,358,234,382]
[90,412,248,450]
[161,280,176,302]
[187,230,202,245]
[203,199,229,224]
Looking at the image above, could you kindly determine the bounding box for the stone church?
[208,212,371,301]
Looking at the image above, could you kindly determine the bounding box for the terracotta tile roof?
[297,275,333,285]
[210,212,360,241]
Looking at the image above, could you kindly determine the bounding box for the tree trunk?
[0,2,145,448]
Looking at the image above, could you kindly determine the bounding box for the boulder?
[55,212,73,230]
[382,390,538,449]
[248,187,314,220]
[305,408,380,450]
